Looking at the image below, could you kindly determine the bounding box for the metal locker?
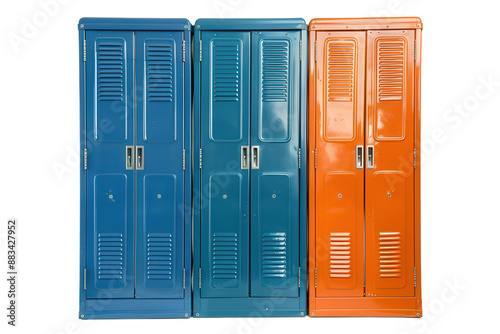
[308,17,422,317]
[193,18,308,317]
[79,18,192,319]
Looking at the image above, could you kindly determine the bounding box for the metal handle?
[252,146,260,169]
[136,146,144,170]
[356,145,363,169]
[367,145,374,169]
[241,146,249,169]
[126,146,134,170]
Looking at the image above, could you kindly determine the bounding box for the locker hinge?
[199,148,202,169]
[84,148,87,170]
[183,268,186,289]
[414,39,417,61]
[314,41,317,62]
[314,148,317,169]
[199,269,202,289]
[414,267,417,287]
[183,149,186,170]
[199,41,202,62]
[299,40,302,62]
[83,269,87,290]
[414,148,417,169]
[182,40,186,62]
[298,267,300,288]
[83,40,86,62]
[298,148,301,168]
[314,267,317,288]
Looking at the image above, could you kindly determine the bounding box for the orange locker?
[308,17,422,317]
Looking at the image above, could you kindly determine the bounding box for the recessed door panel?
[85,30,135,299]
[142,37,177,143]
[365,29,415,297]
[250,31,300,297]
[200,31,251,298]
[135,31,185,298]
[314,31,366,297]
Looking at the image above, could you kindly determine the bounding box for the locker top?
[78,18,192,31]
[309,17,422,31]
[194,18,306,31]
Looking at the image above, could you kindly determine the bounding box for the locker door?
[365,30,415,297]
[200,31,251,298]
[135,31,185,298]
[250,31,300,297]
[85,30,135,299]
[314,31,366,297]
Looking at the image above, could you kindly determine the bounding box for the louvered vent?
[147,233,173,280]
[97,233,123,280]
[261,41,289,102]
[97,41,125,101]
[146,43,174,102]
[262,232,287,278]
[212,233,238,279]
[330,232,351,278]
[377,39,405,101]
[213,43,240,102]
[327,41,355,102]
[379,232,402,278]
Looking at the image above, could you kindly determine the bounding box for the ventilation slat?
[147,233,173,280]
[97,41,125,102]
[212,233,238,279]
[146,42,174,103]
[97,233,123,280]
[261,232,287,278]
[378,232,403,278]
[330,232,351,278]
[326,41,355,102]
[213,43,240,102]
[261,41,289,102]
[377,39,405,101]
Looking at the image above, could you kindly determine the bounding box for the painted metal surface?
[135,30,185,299]
[250,31,300,297]
[308,17,422,317]
[313,30,365,298]
[193,18,307,317]
[365,29,415,298]
[199,30,251,298]
[79,18,192,319]
[85,30,135,299]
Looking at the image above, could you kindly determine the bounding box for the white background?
[1,0,499,333]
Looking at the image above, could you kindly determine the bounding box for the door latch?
[126,146,134,170]
[241,146,249,169]
[251,146,260,169]
[356,145,364,169]
[136,146,144,170]
[367,145,374,169]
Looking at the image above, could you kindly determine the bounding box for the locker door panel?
[250,31,300,297]
[200,31,251,298]
[85,30,135,299]
[365,30,415,297]
[136,31,185,298]
[314,31,365,297]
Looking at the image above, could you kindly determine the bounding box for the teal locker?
[192,18,308,317]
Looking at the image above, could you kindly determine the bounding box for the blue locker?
[79,18,192,319]
[193,19,308,317]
